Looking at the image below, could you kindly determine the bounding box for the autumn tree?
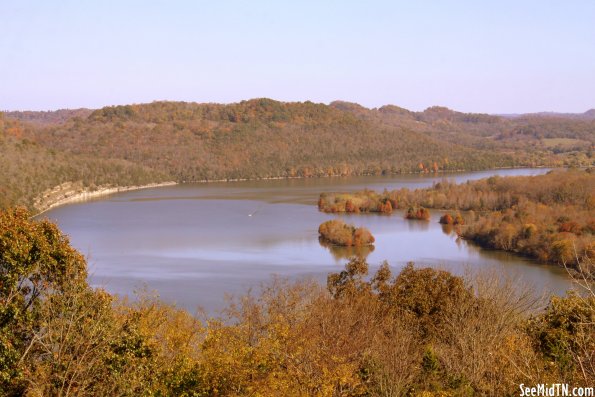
[0,208,88,393]
[406,206,431,221]
[318,219,374,247]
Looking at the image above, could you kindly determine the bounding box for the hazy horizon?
[2,98,594,115]
[1,1,594,113]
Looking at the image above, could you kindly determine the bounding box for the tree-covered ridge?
[1,210,593,395]
[88,98,350,124]
[331,101,594,165]
[504,109,595,120]
[318,170,594,273]
[0,114,169,210]
[23,100,515,184]
[53,99,595,170]
[1,99,593,211]
[4,109,93,125]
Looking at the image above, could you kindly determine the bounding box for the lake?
[40,168,573,314]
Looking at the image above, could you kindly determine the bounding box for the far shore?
[34,181,178,216]
[33,166,553,216]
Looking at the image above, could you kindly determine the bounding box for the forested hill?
[330,101,595,159]
[1,99,593,210]
[500,109,595,120]
[0,114,169,209]
[25,99,515,183]
[4,108,93,125]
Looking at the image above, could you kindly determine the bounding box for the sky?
[1,1,594,113]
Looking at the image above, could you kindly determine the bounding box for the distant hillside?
[329,102,594,162]
[1,99,593,210]
[23,99,518,183]
[500,109,595,120]
[0,114,168,210]
[4,109,93,125]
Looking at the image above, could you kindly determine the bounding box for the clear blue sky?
[1,1,594,113]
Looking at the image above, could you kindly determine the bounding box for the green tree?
[0,208,87,394]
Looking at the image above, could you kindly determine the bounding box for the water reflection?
[405,219,431,232]
[440,224,464,237]
[39,168,572,314]
[441,224,455,235]
[318,238,375,261]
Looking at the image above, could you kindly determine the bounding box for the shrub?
[318,219,374,246]
[439,213,454,225]
[406,206,431,221]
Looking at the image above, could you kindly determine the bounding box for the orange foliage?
[318,219,375,247]
[406,206,431,221]
[439,214,454,225]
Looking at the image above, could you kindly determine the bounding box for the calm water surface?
[41,169,572,314]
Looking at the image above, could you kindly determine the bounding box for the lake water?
[40,168,572,314]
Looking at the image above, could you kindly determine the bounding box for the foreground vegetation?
[1,208,594,396]
[2,99,594,211]
[318,170,594,275]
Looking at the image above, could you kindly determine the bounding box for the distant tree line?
[1,99,593,211]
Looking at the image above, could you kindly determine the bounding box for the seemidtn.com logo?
[520,384,594,396]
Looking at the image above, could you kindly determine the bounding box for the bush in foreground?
[1,208,593,396]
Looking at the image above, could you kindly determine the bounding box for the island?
[318,219,375,247]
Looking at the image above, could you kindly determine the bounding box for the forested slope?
[318,169,595,273]
[332,102,595,165]
[4,108,93,125]
[2,98,593,211]
[25,99,515,182]
[0,115,169,209]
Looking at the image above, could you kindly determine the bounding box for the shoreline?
[177,165,552,184]
[33,166,553,216]
[34,181,178,216]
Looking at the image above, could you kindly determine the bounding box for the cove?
[40,168,572,314]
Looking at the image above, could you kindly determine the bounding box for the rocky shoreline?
[32,166,552,216]
[33,181,178,216]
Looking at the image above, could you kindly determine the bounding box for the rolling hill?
[1,99,593,211]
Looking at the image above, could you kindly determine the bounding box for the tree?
[318,220,374,247]
[406,206,431,221]
[0,208,88,393]
[439,214,454,225]
[529,292,595,383]
[379,199,393,214]
[345,199,356,213]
